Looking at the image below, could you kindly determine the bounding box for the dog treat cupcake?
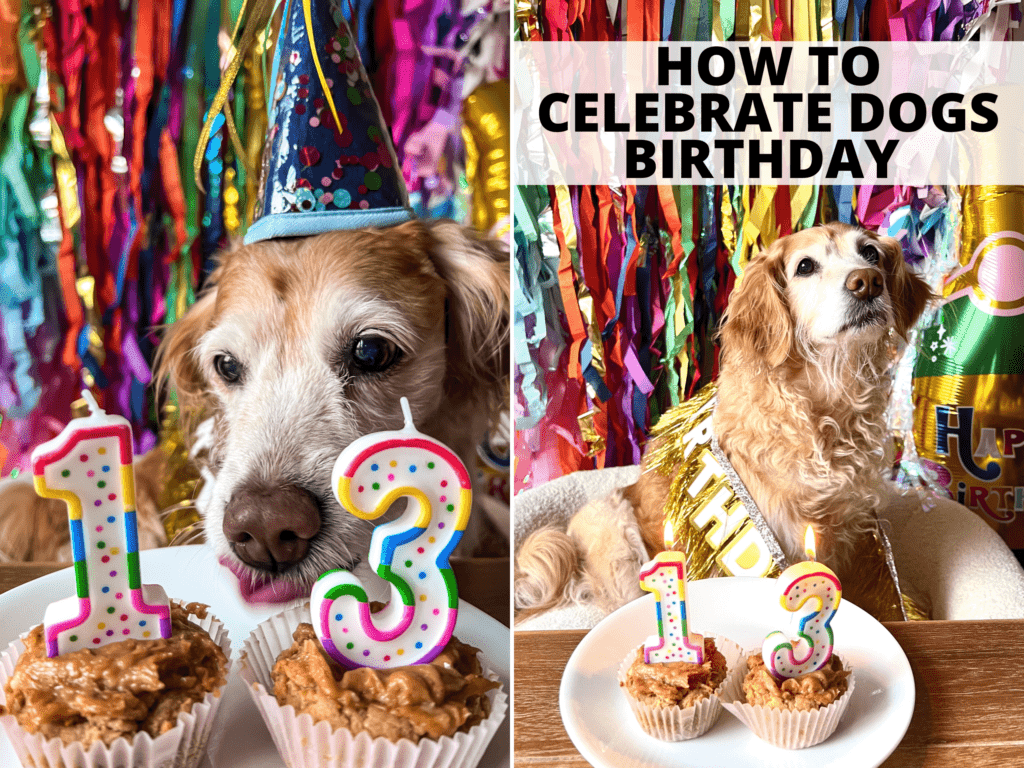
[618,636,741,741]
[0,601,231,768]
[720,651,855,749]
[241,604,507,768]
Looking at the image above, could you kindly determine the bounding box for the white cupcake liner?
[618,636,743,742]
[0,604,231,768]
[240,603,508,768]
[719,651,855,749]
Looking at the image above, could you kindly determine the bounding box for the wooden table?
[0,555,510,626]
[515,624,1024,768]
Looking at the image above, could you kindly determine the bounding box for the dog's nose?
[223,484,321,571]
[845,268,884,300]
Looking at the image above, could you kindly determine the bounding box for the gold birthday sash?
[648,384,921,622]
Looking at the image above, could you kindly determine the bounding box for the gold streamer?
[193,0,276,190]
[156,404,204,544]
[50,115,80,229]
[301,0,343,139]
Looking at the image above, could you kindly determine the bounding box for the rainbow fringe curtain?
[0,0,508,478]
[513,0,1019,492]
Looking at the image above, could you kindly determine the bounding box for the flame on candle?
[804,526,817,561]
[663,521,674,551]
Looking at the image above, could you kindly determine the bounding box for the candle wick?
[400,397,415,431]
[80,389,102,417]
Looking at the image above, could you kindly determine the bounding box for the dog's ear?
[153,284,218,432]
[422,220,509,404]
[721,250,793,368]
[877,235,933,339]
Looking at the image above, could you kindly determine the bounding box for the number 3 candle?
[638,524,704,664]
[32,391,171,657]
[762,527,842,679]
[311,398,471,669]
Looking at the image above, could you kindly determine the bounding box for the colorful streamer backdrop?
[0,0,509,517]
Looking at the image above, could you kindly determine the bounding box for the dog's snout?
[223,483,321,571]
[845,268,883,301]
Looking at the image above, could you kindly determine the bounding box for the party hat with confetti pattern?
[244,0,413,244]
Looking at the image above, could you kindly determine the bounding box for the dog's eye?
[351,335,402,373]
[795,258,817,276]
[213,354,243,385]
[859,244,880,265]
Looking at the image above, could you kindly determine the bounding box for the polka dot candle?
[638,546,704,665]
[762,527,842,680]
[30,390,172,657]
[311,398,470,669]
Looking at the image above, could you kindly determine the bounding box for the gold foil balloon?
[914,186,1024,547]
[461,79,510,238]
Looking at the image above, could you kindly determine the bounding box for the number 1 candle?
[31,391,171,657]
[762,527,842,679]
[311,398,471,669]
[638,524,704,665]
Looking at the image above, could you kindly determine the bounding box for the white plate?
[0,545,510,768]
[560,577,914,768]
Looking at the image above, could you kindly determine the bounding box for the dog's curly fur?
[516,223,933,621]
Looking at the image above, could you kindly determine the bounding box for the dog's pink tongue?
[218,556,309,604]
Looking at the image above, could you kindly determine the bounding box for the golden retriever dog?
[515,222,932,621]
[1,220,509,606]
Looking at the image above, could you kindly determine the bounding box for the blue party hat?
[245,0,413,245]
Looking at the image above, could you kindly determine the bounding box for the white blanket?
[515,467,1024,629]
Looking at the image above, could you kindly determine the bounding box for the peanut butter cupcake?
[617,636,742,741]
[720,650,855,748]
[240,603,507,768]
[0,602,230,768]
